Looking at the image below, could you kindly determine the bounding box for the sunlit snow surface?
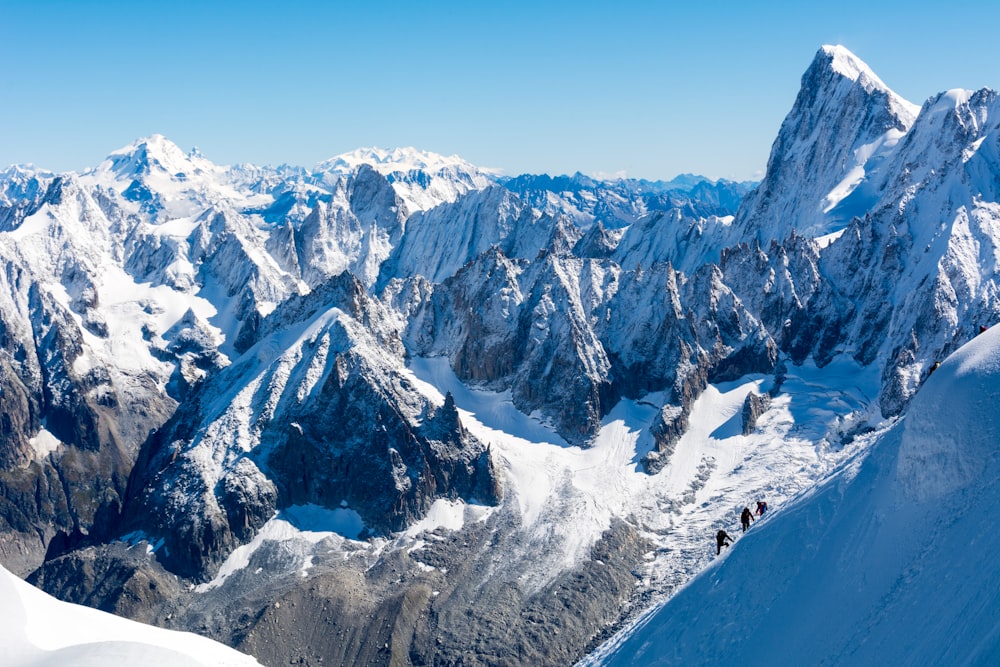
[584,327,1000,666]
[194,504,368,592]
[407,354,879,595]
[0,564,260,666]
[185,350,880,613]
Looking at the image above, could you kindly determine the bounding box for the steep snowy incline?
[586,326,1000,666]
[0,564,260,666]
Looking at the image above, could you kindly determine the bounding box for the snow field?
[406,354,878,599]
[1,563,260,666]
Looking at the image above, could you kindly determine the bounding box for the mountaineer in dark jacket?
[740,506,754,532]
[716,529,732,555]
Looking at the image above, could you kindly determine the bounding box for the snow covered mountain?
[1,43,999,667]
[316,146,498,215]
[588,325,1000,666]
[501,171,753,230]
[720,44,1000,417]
[732,44,920,242]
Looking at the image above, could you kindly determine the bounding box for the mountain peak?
[819,45,884,88]
[730,45,921,241]
[88,134,222,187]
[314,146,500,215]
[811,45,920,121]
[316,146,498,177]
[111,133,188,163]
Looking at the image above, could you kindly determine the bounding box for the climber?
[716,529,732,556]
[740,506,754,532]
[756,500,768,517]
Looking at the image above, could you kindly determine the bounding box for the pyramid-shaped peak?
[94,134,220,182]
[809,46,919,121]
[730,45,920,242]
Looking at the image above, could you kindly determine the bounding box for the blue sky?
[2,0,998,180]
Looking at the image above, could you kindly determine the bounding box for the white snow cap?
[820,44,920,121]
[821,44,887,87]
[316,146,499,176]
[93,133,224,181]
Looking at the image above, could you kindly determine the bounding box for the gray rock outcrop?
[741,391,772,435]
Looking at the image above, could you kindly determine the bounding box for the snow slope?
[586,326,1000,666]
[0,564,260,667]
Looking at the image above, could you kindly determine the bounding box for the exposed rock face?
[742,391,772,435]
[404,520,648,667]
[27,542,183,625]
[236,527,647,667]
[266,378,498,535]
[32,515,648,667]
[405,249,615,446]
[296,164,407,288]
[377,185,563,288]
[833,88,1000,415]
[0,355,38,470]
[574,221,624,259]
[123,273,499,580]
[407,249,778,447]
[642,346,709,474]
[0,239,175,575]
